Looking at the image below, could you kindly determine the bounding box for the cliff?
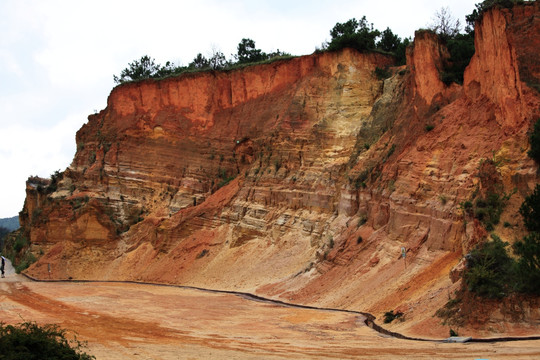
[20,3,539,337]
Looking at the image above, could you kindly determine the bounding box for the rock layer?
[19,3,539,337]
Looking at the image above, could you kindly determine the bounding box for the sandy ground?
[0,260,539,359]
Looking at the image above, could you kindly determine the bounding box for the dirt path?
[1,279,539,359]
[0,257,28,282]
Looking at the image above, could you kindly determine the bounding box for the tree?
[113,55,161,84]
[236,38,267,64]
[377,27,401,52]
[188,53,210,69]
[465,0,520,33]
[208,50,228,70]
[327,16,380,52]
[513,184,540,294]
[513,232,540,294]
[429,7,461,39]
[528,118,540,164]
[464,235,515,298]
[519,184,540,233]
[395,37,411,65]
[329,18,360,39]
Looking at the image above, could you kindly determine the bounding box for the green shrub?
[449,329,459,337]
[473,192,506,231]
[519,184,540,233]
[0,322,94,359]
[464,234,515,299]
[425,124,435,131]
[513,184,540,294]
[15,252,36,274]
[13,234,28,253]
[374,67,391,80]
[528,118,540,164]
[383,310,403,323]
[435,295,462,324]
[196,249,209,259]
[513,232,540,294]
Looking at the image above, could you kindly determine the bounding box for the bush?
[15,252,36,274]
[528,118,540,164]
[0,322,94,359]
[464,234,515,298]
[513,184,540,294]
[383,310,403,323]
[374,67,391,80]
[13,234,28,253]
[473,192,506,231]
[519,184,540,233]
[513,232,540,294]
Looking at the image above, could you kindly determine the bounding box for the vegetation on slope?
[438,116,540,326]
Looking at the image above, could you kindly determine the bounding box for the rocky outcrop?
[19,3,539,337]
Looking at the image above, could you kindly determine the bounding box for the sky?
[0,0,478,218]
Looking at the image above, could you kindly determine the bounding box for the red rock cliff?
[20,3,539,337]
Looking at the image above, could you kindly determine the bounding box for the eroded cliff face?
[20,3,539,337]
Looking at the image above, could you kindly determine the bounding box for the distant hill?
[0,216,19,232]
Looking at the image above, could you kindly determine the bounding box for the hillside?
[16,3,540,337]
[0,216,19,231]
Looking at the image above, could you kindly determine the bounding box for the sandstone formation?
[18,3,539,337]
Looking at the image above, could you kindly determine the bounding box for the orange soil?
[1,276,539,359]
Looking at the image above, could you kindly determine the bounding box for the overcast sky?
[0,0,477,218]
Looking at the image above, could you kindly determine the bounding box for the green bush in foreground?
[0,322,94,360]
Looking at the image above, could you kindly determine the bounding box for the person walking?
[1,255,5,278]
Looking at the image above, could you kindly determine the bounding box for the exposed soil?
[1,261,539,360]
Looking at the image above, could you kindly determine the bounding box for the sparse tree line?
[113,1,530,85]
[113,38,291,84]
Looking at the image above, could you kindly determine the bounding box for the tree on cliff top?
[428,6,461,39]
[466,0,525,33]
[236,38,267,64]
[376,27,401,53]
[113,55,183,84]
[326,17,380,52]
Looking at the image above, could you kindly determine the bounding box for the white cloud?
[0,0,479,217]
[0,113,83,217]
